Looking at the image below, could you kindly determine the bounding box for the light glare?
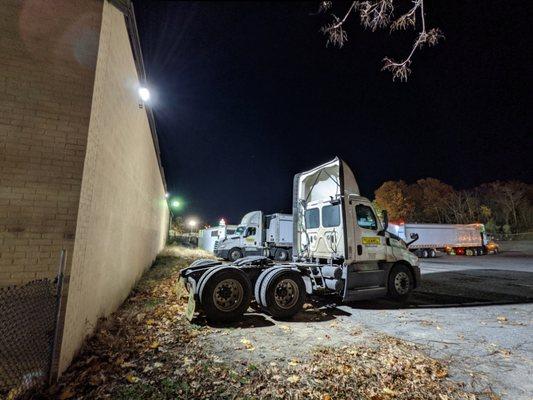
[138,87,150,102]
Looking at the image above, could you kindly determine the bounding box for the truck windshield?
[322,204,340,227]
[304,208,320,229]
[235,226,246,235]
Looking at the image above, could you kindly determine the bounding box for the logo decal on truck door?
[362,237,381,246]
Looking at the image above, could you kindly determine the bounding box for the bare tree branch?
[318,0,444,81]
[320,1,357,48]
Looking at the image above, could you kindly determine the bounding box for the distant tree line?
[373,178,533,235]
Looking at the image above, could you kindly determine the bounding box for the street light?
[188,219,197,232]
[171,200,181,209]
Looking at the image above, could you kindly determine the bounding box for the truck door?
[352,202,386,262]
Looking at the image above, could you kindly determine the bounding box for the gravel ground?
[201,250,533,399]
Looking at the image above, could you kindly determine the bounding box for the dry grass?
[158,245,216,260]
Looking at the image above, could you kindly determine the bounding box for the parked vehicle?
[387,222,498,257]
[180,157,420,322]
[214,212,293,261]
[198,225,238,253]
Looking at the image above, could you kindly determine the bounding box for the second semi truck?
[215,211,293,261]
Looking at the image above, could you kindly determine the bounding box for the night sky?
[133,1,532,225]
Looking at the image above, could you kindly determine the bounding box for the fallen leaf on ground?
[287,375,300,383]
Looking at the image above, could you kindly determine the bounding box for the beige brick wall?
[0,0,103,286]
[58,1,169,372]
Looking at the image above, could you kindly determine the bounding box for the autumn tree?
[316,0,443,81]
[374,180,414,221]
[412,178,454,223]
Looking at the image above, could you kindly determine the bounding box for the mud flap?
[185,280,197,321]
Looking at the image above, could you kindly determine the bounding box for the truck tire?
[274,248,290,261]
[199,267,252,322]
[387,264,414,302]
[254,266,285,308]
[260,270,306,319]
[228,248,243,262]
[421,249,429,258]
[429,249,437,258]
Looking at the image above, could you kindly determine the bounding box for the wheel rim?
[274,278,299,309]
[394,272,410,295]
[212,279,243,311]
[230,250,241,260]
[278,251,287,261]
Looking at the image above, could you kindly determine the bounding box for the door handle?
[357,245,362,255]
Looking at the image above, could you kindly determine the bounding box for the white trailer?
[215,212,293,261]
[387,223,493,257]
[198,225,238,253]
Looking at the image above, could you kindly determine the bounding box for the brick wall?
[58,1,169,372]
[0,0,103,286]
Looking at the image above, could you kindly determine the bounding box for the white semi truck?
[215,212,293,262]
[387,222,497,257]
[180,157,421,322]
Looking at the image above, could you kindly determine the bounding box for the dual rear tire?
[254,268,306,319]
[196,266,306,322]
[198,266,252,322]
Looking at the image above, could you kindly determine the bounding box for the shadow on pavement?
[349,269,533,310]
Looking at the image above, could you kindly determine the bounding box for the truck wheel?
[429,249,437,258]
[260,270,306,319]
[274,248,290,261]
[228,248,243,262]
[254,266,285,307]
[387,265,414,301]
[421,249,429,258]
[200,268,252,322]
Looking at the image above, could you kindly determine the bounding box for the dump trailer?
[180,157,420,322]
[215,212,293,261]
[387,223,495,257]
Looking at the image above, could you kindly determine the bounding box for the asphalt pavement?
[339,252,533,399]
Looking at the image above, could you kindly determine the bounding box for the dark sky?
[133,1,532,225]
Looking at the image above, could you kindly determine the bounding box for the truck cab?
[215,211,293,261]
[215,211,264,261]
[293,157,420,301]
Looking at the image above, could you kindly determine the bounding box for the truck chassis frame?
[180,256,419,322]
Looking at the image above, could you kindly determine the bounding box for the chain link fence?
[0,251,65,399]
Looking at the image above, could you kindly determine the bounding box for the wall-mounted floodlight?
[138,87,150,102]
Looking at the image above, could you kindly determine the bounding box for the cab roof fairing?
[292,157,360,260]
[295,157,360,206]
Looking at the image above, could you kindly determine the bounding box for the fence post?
[48,249,67,385]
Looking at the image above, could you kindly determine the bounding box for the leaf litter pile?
[43,246,483,400]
